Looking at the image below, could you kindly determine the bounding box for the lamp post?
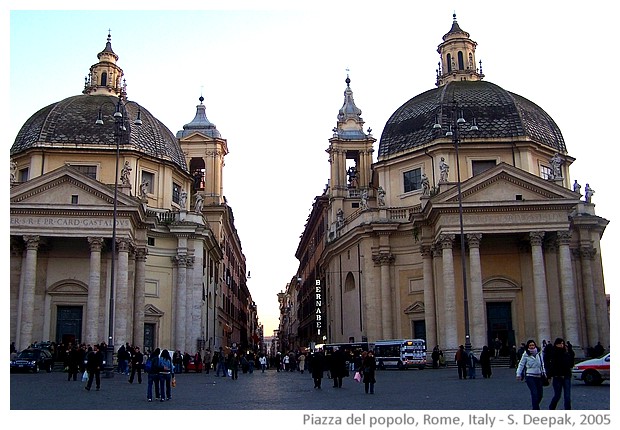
[95,95,141,376]
[433,101,478,354]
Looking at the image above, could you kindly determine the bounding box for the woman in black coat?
[362,350,376,394]
[480,345,492,378]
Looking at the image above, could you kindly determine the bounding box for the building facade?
[302,16,609,357]
[10,34,255,355]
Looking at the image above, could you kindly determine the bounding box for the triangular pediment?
[10,164,138,207]
[404,301,425,314]
[434,162,579,205]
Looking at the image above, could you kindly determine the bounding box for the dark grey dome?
[379,81,566,158]
[11,94,188,171]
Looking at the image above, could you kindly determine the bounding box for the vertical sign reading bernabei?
[315,279,322,336]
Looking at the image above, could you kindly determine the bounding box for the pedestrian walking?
[66,344,80,381]
[479,345,492,378]
[362,350,376,394]
[84,344,103,391]
[146,348,161,402]
[128,346,143,384]
[516,339,547,410]
[311,350,326,389]
[259,354,267,372]
[455,345,468,379]
[546,338,574,410]
[227,351,239,380]
[158,349,174,401]
[431,345,440,369]
[298,353,306,374]
[203,348,212,374]
[467,350,478,379]
[330,347,346,388]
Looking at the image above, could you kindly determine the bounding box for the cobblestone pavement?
[10,366,609,411]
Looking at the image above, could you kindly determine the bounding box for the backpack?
[144,357,152,372]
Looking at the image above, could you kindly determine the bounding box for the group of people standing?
[453,344,493,380]
[516,338,575,410]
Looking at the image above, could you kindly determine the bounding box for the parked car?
[572,353,610,385]
[10,348,54,373]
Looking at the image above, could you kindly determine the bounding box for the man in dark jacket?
[546,337,575,410]
[85,344,104,391]
[129,346,144,384]
[455,345,468,379]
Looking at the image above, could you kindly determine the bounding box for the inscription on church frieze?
[11,216,130,228]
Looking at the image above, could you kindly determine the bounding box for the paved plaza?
[10,366,609,411]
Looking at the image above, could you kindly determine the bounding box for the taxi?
[572,353,610,385]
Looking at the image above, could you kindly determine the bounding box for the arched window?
[468,53,474,70]
[101,72,107,86]
[344,272,356,292]
[446,54,452,73]
[457,51,465,70]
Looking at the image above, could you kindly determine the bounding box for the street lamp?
[433,101,478,355]
[95,95,141,376]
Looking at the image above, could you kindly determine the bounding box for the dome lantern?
[436,14,484,87]
[83,31,127,99]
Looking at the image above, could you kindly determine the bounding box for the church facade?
[9,34,256,354]
[298,16,609,356]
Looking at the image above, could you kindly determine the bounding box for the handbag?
[354,371,362,382]
[82,370,89,382]
[171,376,176,388]
[539,354,550,386]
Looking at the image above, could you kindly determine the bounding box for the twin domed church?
[10,15,609,358]
[285,15,609,357]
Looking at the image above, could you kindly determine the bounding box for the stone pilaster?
[86,237,104,345]
[529,232,550,343]
[556,232,579,346]
[133,248,147,348]
[577,246,598,347]
[421,245,437,350]
[173,254,188,353]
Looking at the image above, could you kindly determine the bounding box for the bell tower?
[326,75,375,228]
[177,95,228,207]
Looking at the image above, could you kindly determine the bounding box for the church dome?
[379,80,566,158]
[11,94,188,171]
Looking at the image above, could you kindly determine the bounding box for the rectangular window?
[403,168,422,193]
[472,160,496,176]
[19,168,29,182]
[71,195,78,204]
[540,165,553,180]
[172,182,181,204]
[73,165,97,179]
[141,171,155,194]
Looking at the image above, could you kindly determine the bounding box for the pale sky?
[4,1,618,339]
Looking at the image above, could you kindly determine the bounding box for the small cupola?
[436,14,484,87]
[83,31,127,98]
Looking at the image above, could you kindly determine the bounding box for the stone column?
[557,231,579,346]
[133,248,147,349]
[577,247,598,347]
[439,234,458,349]
[174,255,188,353]
[529,232,550,343]
[86,237,104,345]
[373,253,395,340]
[467,233,485,349]
[115,239,131,347]
[421,245,437,350]
[20,235,39,350]
[185,255,197,352]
